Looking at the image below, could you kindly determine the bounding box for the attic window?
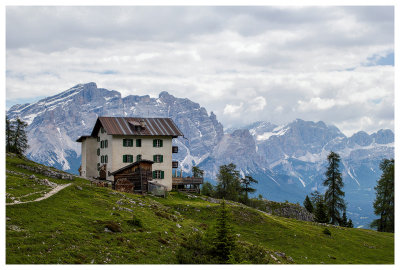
[128,120,146,131]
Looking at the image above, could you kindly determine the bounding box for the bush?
[105,221,122,232]
[322,228,331,236]
[127,216,143,227]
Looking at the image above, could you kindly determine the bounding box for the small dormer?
[128,119,146,132]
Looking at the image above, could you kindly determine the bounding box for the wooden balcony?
[172,177,204,185]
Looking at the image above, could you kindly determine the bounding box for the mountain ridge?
[6,82,394,228]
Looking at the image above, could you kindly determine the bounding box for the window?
[104,140,108,148]
[97,148,100,156]
[123,139,133,147]
[100,140,104,148]
[123,155,133,163]
[153,170,164,179]
[136,154,142,162]
[153,139,163,147]
[153,154,163,163]
[101,155,104,163]
[105,155,108,163]
[136,139,142,147]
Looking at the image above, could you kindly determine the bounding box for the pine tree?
[347,219,354,228]
[12,118,28,155]
[6,117,15,152]
[314,197,329,223]
[303,195,314,213]
[201,181,215,197]
[212,200,236,263]
[371,159,394,232]
[192,166,204,178]
[340,211,348,227]
[215,163,242,201]
[323,151,346,225]
[241,175,258,204]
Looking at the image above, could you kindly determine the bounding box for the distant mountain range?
[7,82,394,228]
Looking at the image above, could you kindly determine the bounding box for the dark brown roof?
[110,159,154,175]
[91,117,183,137]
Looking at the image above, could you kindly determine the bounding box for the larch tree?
[303,195,314,214]
[371,159,394,233]
[241,175,258,204]
[323,151,346,225]
[215,163,242,201]
[13,118,29,155]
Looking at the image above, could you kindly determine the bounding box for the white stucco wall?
[82,137,98,178]
[111,135,173,190]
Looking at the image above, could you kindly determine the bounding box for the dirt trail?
[6,183,72,206]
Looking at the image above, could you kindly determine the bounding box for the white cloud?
[223,102,244,116]
[5,6,394,136]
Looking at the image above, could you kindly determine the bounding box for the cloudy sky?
[6,6,394,136]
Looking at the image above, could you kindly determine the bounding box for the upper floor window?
[136,139,142,147]
[101,155,108,163]
[153,139,163,148]
[123,139,133,147]
[136,154,142,162]
[100,140,108,148]
[153,154,163,163]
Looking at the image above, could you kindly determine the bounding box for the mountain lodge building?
[77,116,202,193]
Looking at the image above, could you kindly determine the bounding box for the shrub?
[127,216,143,227]
[323,228,331,236]
[105,221,122,232]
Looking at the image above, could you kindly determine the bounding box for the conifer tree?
[192,166,204,178]
[323,151,346,225]
[6,117,15,152]
[12,118,28,155]
[347,219,354,228]
[303,195,314,213]
[340,211,348,227]
[314,197,329,223]
[215,163,242,201]
[241,175,258,204]
[212,200,236,263]
[371,159,394,232]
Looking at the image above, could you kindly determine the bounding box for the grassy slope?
[6,155,394,264]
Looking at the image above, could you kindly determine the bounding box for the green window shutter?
[160,155,163,162]
[161,171,164,179]
[137,155,141,162]
[152,171,156,179]
[97,148,100,156]
[153,155,157,162]
[123,155,127,163]
[100,141,103,148]
[153,139,157,147]
[123,139,126,147]
[136,139,141,147]
[101,156,103,163]
[105,155,108,163]
[160,140,163,147]
[105,140,108,148]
